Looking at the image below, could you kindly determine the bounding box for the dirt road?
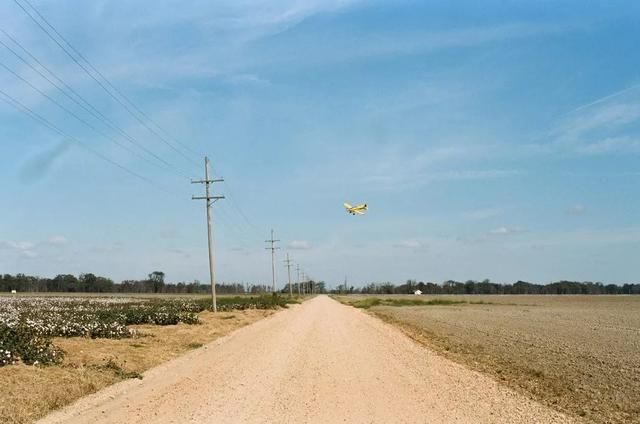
[40,296,575,424]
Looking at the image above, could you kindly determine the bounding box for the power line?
[11,1,262,230]
[11,0,268,228]
[0,58,187,177]
[12,0,200,168]
[0,31,191,179]
[19,0,203,160]
[11,0,267,244]
[0,28,105,121]
[214,172,266,248]
[223,185,261,235]
[215,202,257,248]
[0,87,162,189]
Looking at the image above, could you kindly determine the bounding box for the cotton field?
[0,294,292,367]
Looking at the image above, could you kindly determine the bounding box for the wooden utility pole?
[284,253,293,297]
[296,264,301,297]
[265,229,280,293]
[192,156,224,312]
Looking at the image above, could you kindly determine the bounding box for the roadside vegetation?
[0,293,297,423]
[344,297,467,309]
[0,294,294,368]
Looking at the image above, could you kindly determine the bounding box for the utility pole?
[265,229,280,294]
[296,264,301,296]
[284,253,293,297]
[192,156,224,312]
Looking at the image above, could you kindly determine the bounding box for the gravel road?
[39,295,575,424]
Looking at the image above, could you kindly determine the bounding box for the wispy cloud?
[561,102,640,139]
[89,243,123,254]
[288,240,312,250]
[576,136,640,155]
[360,167,520,189]
[349,143,518,190]
[489,226,526,236]
[0,240,38,259]
[566,204,586,215]
[431,169,521,181]
[47,235,68,245]
[393,239,422,249]
[226,73,271,86]
[519,227,640,247]
[1,236,70,260]
[0,240,34,251]
[571,84,640,113]
[549,86,640,156]
[43,0,363,85]
[461,208,502,221]
[254,21,583,71]
[29,8,579,89]
[352,22,580,60]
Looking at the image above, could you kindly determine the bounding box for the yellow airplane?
[344,202,368,215]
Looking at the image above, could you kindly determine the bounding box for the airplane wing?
[353,209,366,215]
[343,202,352,209]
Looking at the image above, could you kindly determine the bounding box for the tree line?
[2,273,638,295]
[332,279,640,295]
[1,272,279,295]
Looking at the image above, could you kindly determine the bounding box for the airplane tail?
[343,202,352,209]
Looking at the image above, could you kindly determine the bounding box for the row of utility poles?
[265,229,315,296]
[192,156,315,312]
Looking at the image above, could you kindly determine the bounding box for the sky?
[1,0,639,287]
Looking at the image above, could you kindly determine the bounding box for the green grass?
[94,358,143,379]
[388,298,466,306]
[348,297,466,309]
[218,315,236,320]
[351,298,382,309]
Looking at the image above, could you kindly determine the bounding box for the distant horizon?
[1,271,638,289]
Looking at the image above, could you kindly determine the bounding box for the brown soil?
[0,309,274,424]
[336,295,640,424]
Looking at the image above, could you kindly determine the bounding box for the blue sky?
[1,0,639,286]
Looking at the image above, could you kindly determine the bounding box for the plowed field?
[336,295,640,424]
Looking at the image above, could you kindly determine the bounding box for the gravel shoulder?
[39,295,576,424]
